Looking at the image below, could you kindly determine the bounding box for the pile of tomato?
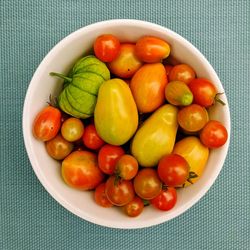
[33,34,228,217]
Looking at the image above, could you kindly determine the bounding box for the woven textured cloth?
[1,0,249,249]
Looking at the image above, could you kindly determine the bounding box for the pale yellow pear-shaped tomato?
[131,104,178,167]
[173,136,209,186]
[94,79,138,145]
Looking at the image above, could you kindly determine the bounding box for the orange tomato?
[130,63,168,113]
[169,64,196,84]
[107,43,142,78]
[61,151,104,190]
[33,106,61,141]
[135,36,170,63]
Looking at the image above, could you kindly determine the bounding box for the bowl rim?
[22,19,231,229]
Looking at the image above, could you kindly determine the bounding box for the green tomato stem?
[50,72,72,82]
[215,93,226,105]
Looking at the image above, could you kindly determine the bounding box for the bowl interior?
[23,20,230,229]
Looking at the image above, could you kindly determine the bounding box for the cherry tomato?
[178,104,209,132]
[94,183,113,208]
[135,36,170,63]
[105,176,135,206]
[108,43,143,78]
[94,34,120,62]
[123,196,144,217]
[115,154,138,180]
[157,154,189,187]
[188,78,224,107]
[165,64,173,81]
[169,64,196,84]
[61,117,84,142]
[45,134,74,160]
[61,151,104,190]
[150,188,177,211]
[82,124,105,150]
[133,168,162,200]
[98,144,125,175]
[33,106,61,141]
[200,120,228,148]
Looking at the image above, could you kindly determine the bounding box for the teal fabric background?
[1,0,249,249]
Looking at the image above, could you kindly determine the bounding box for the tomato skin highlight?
[94,183,113,208]
[105,176,135,206]
[169,64,196,84]
[157,154,189,187]
[151,188,177,211]
[133,168,162,200]
[94,34,120,62]
[33,106,61,141]
[98,144,125,175]
[108,44,142,78]
[123,196,144,217]
[61,151,104,190]
[189,78,218,107]
[135,36,170,63]
[82,124,105,150]
[200,120,228,148]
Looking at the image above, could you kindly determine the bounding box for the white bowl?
[23,19,230,229]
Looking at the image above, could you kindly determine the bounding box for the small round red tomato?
[94,183,113,208]
[178,104,209,132]
[169,64,196,84]
[135,36,170,63]
[45,134,74,160]
[165,64,173,80]
[98,145,125,175]
[158,154,189,187]
[123,196,144,217]
[115,154,138,180]
[94,34,120,62]
[82,124,105,150]
[33,106,61,141]
[188,78,225,107]
[133,168,162,200]
[105,176,135,206]
[200,120,228,148]
[151,188,177,211]
[61,151,104,190]
[108,43,143,78]
[61,117,84,142]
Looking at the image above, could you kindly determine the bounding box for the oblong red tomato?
[61,151,104,190]
[135,36,170,63]
[130,63,168,113]
[33,106,61,141]
[107,43,143,78]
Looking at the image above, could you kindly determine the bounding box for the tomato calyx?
[185,171,199,186]
[142,199,150,206]
[214,93,226,106]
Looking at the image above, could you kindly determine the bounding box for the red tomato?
[45,134,74,160]
[98,145,125,175]
[188,78,224,107]
[61,151,104,190]
[157,154,189,187]
[33,106,61,141]
[108,43,143,78]
[115,154,138,180]
[178,104,209,132]
[105,176,135,206]
[82,124,105,150]
[61,117,84,142]
[94,183,113,208]
[94,34,120,62]
[123,196,144,217]
[165,64,173,80]
[133,168,162,200]
[130,63,168,113]
[169,64,196,84]
[200,120,228,148]
[151,188,177,211]
[135,36,170,63]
